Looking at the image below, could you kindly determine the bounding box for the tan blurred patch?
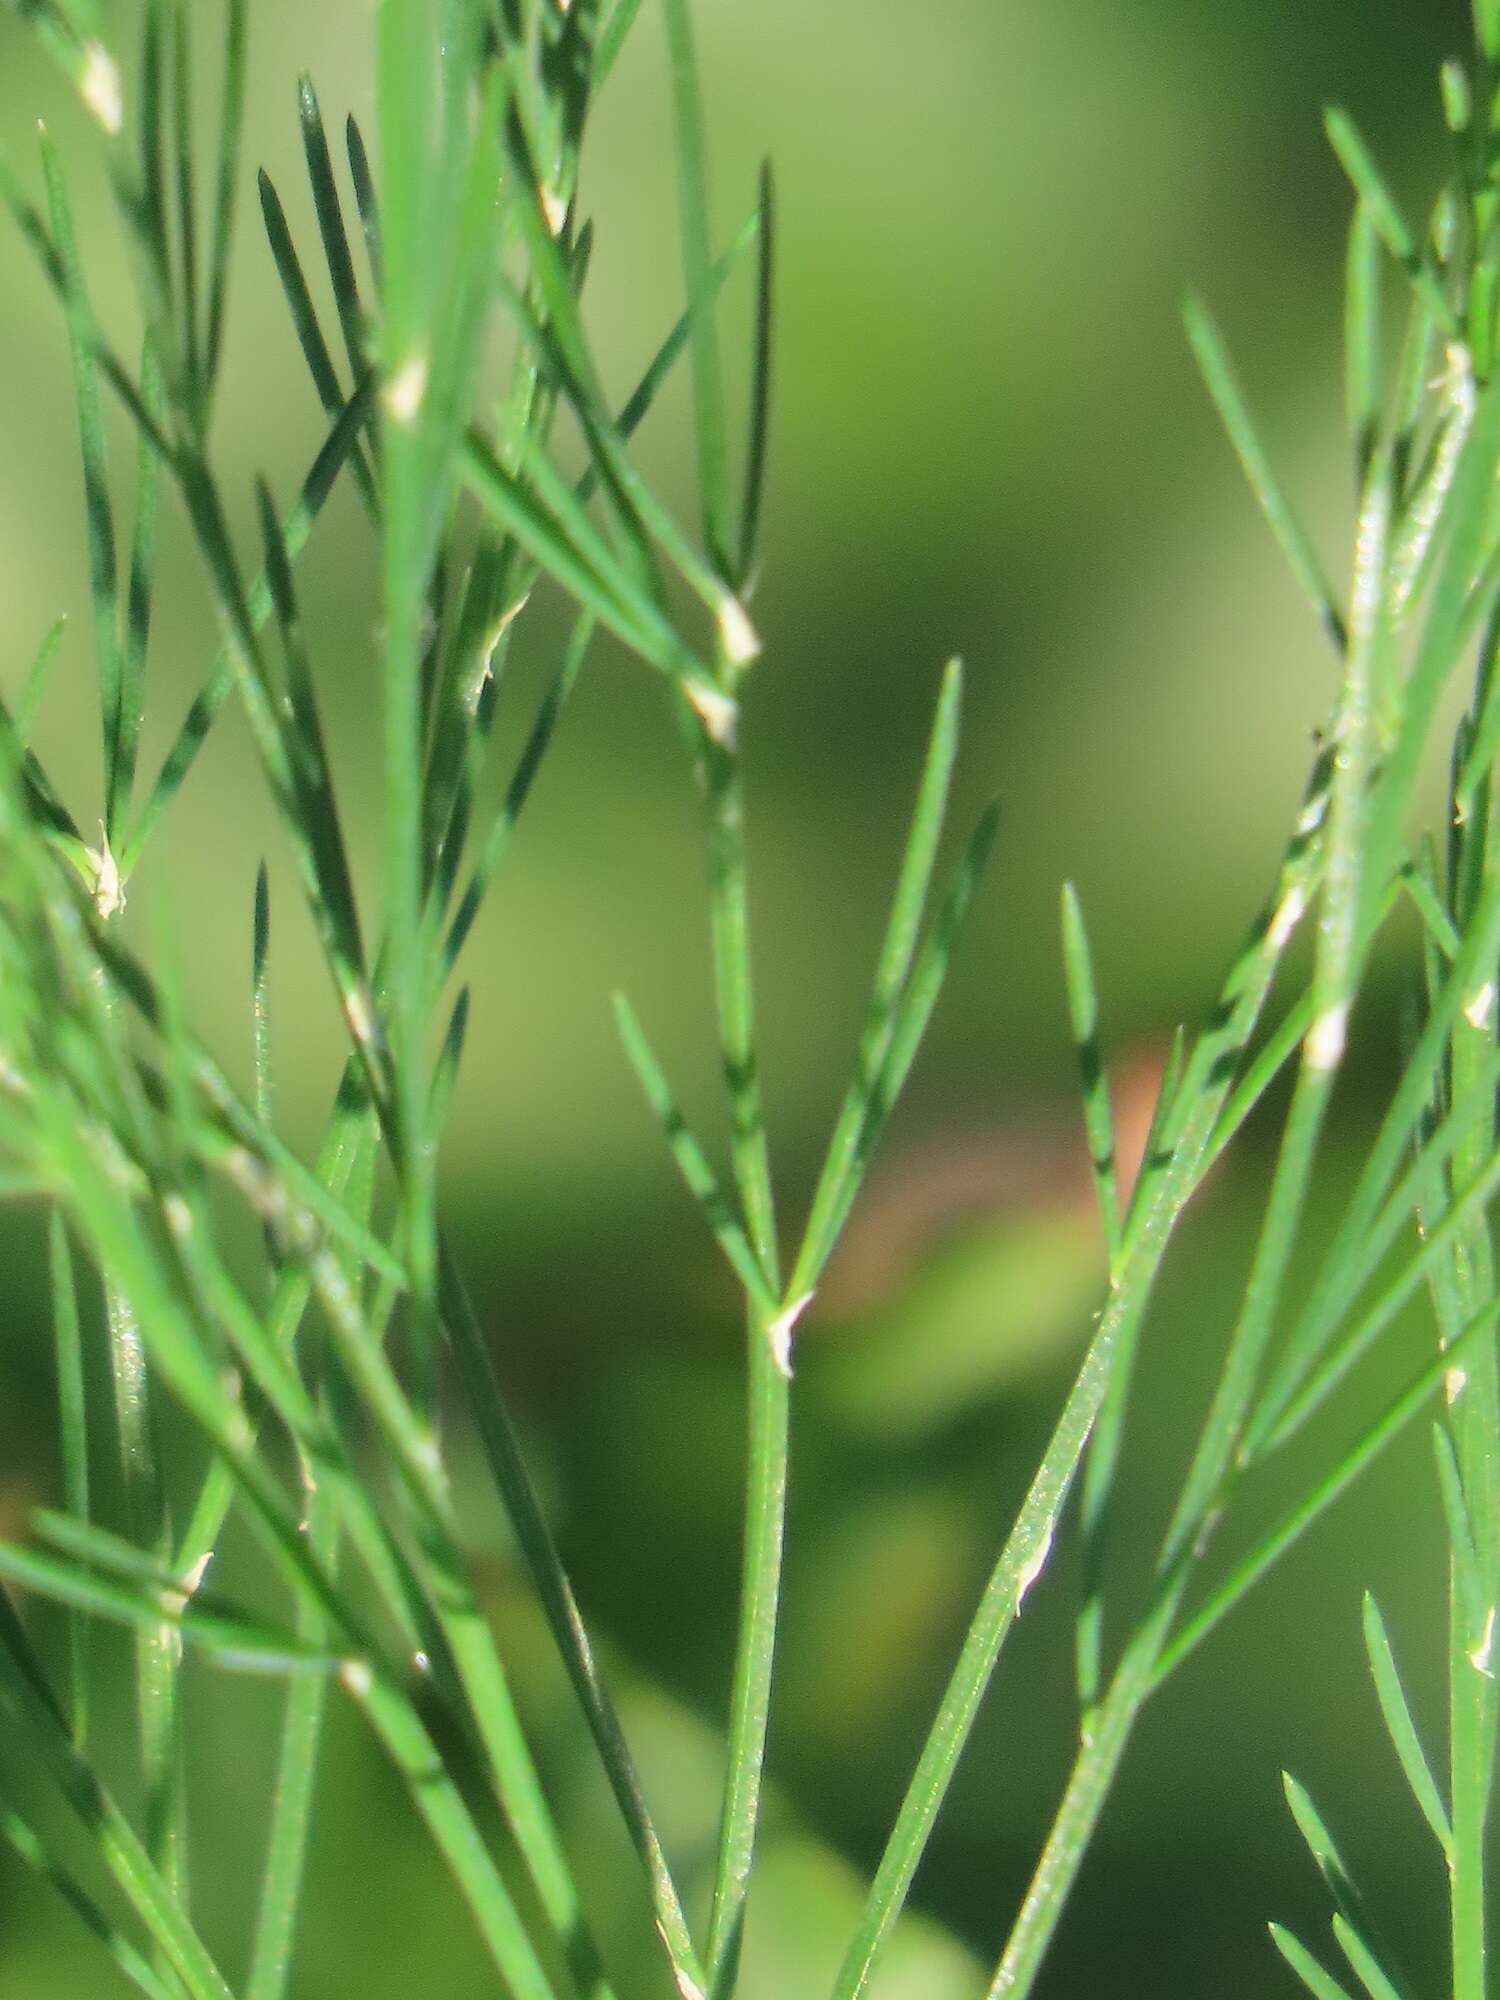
[814,1045,1167,1324]
[0,1476,39,1544]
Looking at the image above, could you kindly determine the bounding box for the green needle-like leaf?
[115,334,162,836]
[345,114,380,290]
[252,861,272,1128]
[1362,1593,1452,1858]
[307,1244,616,2000]
[1152,1300,1500,1687]
[443,613,592,976]
[594,0,645,84]
[1333,1914,1411,2000]
[160,442,388,1122]
[427,985,469,1145]
[258,168,377,512]
[1399,860,1461,957]
[245,1511,336,2000]
[41,127,125,832]
[1245,858,1500,1454]
[498,282,744,642]
[298,75,366,384]
[0,1598,234,2000]
[1067,893,1131,1711]
[1201,991,1314,1172]
[461,428,705,685]
[1122,1022,1187,1232]
[32,1509,185,1595]
[202,0,246,394]
[124,379,375,871]
[0,1801,183,2000]
[439,1246,707,2000]
[1325,109,1456,336]
[737,158,774,589]
[1061,881,1121,1263]
[256,478,371,1011]
[1271,1925,1360,2000]
[613,992,778,1313]
[1432,1424,1486,1634]
[662,0,732,577]
[134,0,173,385]
[1346,200,1381,479]
[170,1,199,406]
[496,409,668,639]
[810,798,1001,1275]
[0,154,172,462]
[791,660,967,1296]
[1258,1132,1500,1455]
[340,1665,563,2000]
[1184,295,1347,654]
[0,1541,337,1674]
[1284,1773,1405,1992]
[17,616,67,740]
[615,208,762,442]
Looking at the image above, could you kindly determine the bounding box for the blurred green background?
[0,1,1481,1994]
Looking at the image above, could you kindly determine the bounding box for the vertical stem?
[830,1280,1151,2000]
[1445,774,1499,2000]
[968,627,1359,1995]
[48,1210,89,1746]
[106,1281,187,1907]
[699,718,785,1995]
[702,730,776,1267]
[248,1113,373,2000]
[708,1305,788,1991]
[346,1671,562,2000]
[1451,1657,1494,2000]
[831,775,1326,2000]
[1161,457,1386,1575]
[986,1584,1182,2000]
[246,1479,337,2000]
[437,1601,617,2000]
[376,0,441,1360]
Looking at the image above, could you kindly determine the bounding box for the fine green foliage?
[1,5,1500,2000]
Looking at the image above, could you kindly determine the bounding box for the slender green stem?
[661,0,731,577]
[831,747,1326,2000]
[346,1666,563,2000]
[708,1300,787,1994]
[300,1244,619,2000]
[1443,829,1500,2000]
[0,1798,184,2000]
[985,1583,1184,1999]
[973,432,1388,2000]
[829,1278,1148,2000]
[1161,451,1388,1574]
[699,713,783,1994]
[48,1209,89,1745]
[376,0,443,1341]
[0,1598,231,2000]
[1153,1301,1500,1688]
[246,975,360,2000]
[106,1271,186,1908]
[244,1481,336,2000]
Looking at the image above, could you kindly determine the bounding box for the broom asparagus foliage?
[0,3,1497,1998]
